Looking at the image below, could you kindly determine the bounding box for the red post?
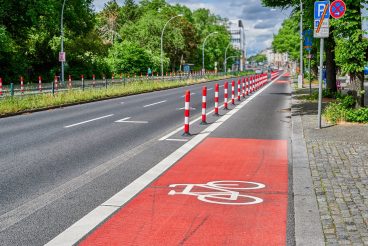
[242,78,245,98]
[246,77,249,95]
[214,83,219,116]
[231,80,235,105]
[93,74,96,87]
[237,79,241,101]
[20,76,25,95]
[0,78,2,96]
[252,76,255,92]
[38,76,42,92]
[201,86,207,124]
[54,76,58,93]
[68,75,72,89]
[183,90,191,136]
[224,81,229,110]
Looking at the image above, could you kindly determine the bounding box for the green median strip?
[0,74,251,117]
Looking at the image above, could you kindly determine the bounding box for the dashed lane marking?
[64,114,114,128]
[143,100,167,108]
[115,117,148,124]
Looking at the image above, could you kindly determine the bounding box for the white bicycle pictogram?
[168,180,266,205]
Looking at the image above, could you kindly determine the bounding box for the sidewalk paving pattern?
[293,87,368,245]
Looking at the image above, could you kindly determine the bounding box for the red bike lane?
[79,138,288,245]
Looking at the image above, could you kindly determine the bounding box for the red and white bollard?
[237,79,241,101]
[214,83,219,116]
[0,77,3,96]
[38,76,42,92]
[68,75,72,89]
[201,86,207,124]
[231,80,235,105]
[183,90,191,136]
[112,73,115,83]
[54,76,58,93]
[20,76,24,95]
[242,78,245,98]
[246,77,249,95]
[224,81,229,110]
[93,74,96,87]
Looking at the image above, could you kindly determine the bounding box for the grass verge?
[0,74,248,117]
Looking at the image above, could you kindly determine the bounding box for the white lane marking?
[207,88,214,91]
[115,117,148,124]
[219,85,224,88]
[176,107,196,110]
[64,114,114,128]
[120,102,125,104]
[181,93,196,98]
[143,100,167,108]
[46,73,284,246]
[165,139,189,142]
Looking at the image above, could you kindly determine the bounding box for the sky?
[92,0,291,56]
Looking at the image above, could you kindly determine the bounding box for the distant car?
[364,66,368,75]
[255,69,262,74]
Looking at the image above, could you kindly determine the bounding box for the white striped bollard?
[54,76,58,93]
[214,83,219,116]
[0,77,2,96]
[183,90,191,136]
[242,78,245,98]
[81,75,85,91]
[38,76,42,92]
[20,76,24,95]
[68,75,72,89]
[237,79,241,101]
[93,74,96,87]
[201,86,207,124]
[231,80,235,105]
[246,77,249,95]
[224,81,229,110]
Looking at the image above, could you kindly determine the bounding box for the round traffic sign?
[330,0,346,19]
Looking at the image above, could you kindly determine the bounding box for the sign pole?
[318,38,324,129]
[309,51,312,96]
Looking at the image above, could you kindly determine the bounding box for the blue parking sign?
[314,1,330,19]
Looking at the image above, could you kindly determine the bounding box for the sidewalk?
[292,85,368,245]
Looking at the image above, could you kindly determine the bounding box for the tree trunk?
[325,30,337,92]
[350,72,365,107]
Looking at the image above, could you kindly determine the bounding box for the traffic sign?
[314,1,330,38]
[314,1,330,20]
[330,0,346,19]
[59,52,66,62]
[304,29,313,51]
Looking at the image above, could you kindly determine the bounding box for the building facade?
[227,19,246,71]
[262,49,289,68]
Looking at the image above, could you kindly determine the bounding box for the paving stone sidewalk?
[293,87,368,245]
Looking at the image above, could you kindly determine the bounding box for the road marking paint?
[207,88,214,91]
[219,85,224,88]
[46,73,285,246]
[165,139,189,142]
[120,102,125,104]
[143,100,167,108]
[115,117,148,124]
[79,138,288,245]
[64,114,114,128]
[181,92,196,98]
[176,107,196,110]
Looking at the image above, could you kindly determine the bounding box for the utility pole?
[299,0,304,89]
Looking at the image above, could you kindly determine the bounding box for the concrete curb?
[291,86,325,246]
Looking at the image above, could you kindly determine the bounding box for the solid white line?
[115,117,148,124]
[165,139,189,142]
[207,88,214,91]
[46,73,284,246]
[181,93,196,98]
[176,107,196,110]
[64,114,114,128]
[143,100,167,108]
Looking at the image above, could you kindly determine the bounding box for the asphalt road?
[0,73,293,245]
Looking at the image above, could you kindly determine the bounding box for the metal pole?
[318,38,324,129]
[61,0,66,85]
[161,15,183,78]
[309,51,312,96]
[224,43,231,74]
[202,32,218,75]
[299,0,304,88]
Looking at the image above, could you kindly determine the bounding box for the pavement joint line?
[45,72,284,246]
[180,92,196,98]
[143,100,167,108]
[64,114,114,128]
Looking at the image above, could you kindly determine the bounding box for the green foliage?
[272,13,299,60]
[249,54,267,63]
[324,95,368,123]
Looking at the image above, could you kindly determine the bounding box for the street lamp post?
[202,32,218,75]
[60,0,66,85]
[161,14,183,77]
[224,43,231,74]
[299,0,304,88]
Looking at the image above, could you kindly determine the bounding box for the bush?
[345,108,368,123]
